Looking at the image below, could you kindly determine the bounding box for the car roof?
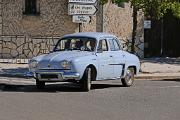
[62,32,117,40]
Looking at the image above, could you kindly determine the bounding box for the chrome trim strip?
[109,64,124,66]
[38,69,71,70]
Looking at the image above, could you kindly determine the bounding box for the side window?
[109,39,115,51]
[113,38,121,51]
[98,39,108,51]
[55,39,70,51]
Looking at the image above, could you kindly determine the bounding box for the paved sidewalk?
[0,57,179,80]
[0,63,28,78]
[137,57,180,79]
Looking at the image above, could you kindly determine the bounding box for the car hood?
[36,51,93,69]
[41,51,92,61]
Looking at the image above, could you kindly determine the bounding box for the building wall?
[0,0,144,59]
[0,36,59,59]
[135,10,144,58]
[2,0,79,36]
[0,0,2,35]
[103,2,133,39]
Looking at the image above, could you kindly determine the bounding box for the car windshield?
[53,37,96,52]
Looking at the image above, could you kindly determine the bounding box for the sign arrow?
[68,4,97,15]
[69,0,97,4]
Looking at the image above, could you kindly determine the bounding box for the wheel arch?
[127,65,137,75]
[121,66,136,87]
[123,65,137,77]
[86,64,97,81]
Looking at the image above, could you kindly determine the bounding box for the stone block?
[1,59,12,63]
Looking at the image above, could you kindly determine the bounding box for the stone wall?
[0,36,59,59]
[134,10,144,58]
[2,0,78,36]
[0,0,144,59]
[103,2,133,39]
[0,0,2,35]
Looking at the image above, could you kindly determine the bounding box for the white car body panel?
[29,32,140,82]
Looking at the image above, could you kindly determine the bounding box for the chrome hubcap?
[87,68,91,89]
[126,69,133,84]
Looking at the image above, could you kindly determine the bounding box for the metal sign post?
[79,23,82,32]
[68,0,97,32]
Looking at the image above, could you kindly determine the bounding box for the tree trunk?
[131,7,138,53]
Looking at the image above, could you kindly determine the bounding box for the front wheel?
[81,68,92,91]
[121,68,135,87]
[36,79,45,89]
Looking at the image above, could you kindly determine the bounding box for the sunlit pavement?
[0,77,180,120]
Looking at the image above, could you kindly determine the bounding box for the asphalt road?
[0,78,180,120]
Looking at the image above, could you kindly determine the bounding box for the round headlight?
[60,60,70,69]
[29,60,38,69]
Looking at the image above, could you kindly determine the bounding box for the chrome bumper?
[30,70,80,81]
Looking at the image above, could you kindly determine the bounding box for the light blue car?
[29,32,140,91]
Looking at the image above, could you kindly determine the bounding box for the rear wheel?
[121,67,135,87]
[81,67,92,91]
[36,79,45,89]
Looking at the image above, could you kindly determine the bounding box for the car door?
[107,37,126,78]
[96,39,114,80]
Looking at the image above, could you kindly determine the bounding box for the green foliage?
[99,0,108,5]
[145,1,180,19]
[100,0,130,5]
[100,0,180,19]
[171,2,180,18]
[112,0,180,19]
[143,0,174,19]
[113,0,130,4]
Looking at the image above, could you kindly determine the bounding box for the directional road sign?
[69,0,97,4]
[68,4,97,15]
[144,20,151,29]
[73,15,91,23]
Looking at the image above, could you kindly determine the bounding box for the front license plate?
[38,73,63,81]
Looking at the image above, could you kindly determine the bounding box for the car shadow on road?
[0,83,123,93]
[91,84,123,90]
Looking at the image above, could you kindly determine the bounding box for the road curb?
[136,75,180,80]
[0,73,30,78]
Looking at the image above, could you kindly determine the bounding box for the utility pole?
[79,23,82,32]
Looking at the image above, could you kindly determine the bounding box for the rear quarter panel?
[124,51,140,76]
